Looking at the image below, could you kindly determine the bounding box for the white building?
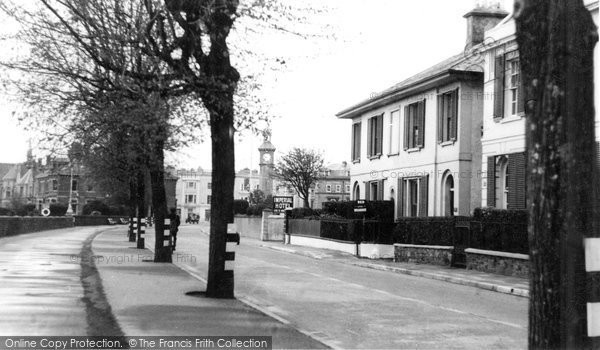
[479,0,600,209]
[175,167,213,221]
[337,6,507,218]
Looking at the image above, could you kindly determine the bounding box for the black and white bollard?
[136,217,146,249]
[585,237,600,338]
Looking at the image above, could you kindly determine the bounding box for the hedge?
[322,200,394,220]
[393,217,455,246]
[233,200,249,215]
[470,208,528,254]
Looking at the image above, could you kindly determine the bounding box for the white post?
[65,163,74,216]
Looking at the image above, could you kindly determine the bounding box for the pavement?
[93,227,326,349]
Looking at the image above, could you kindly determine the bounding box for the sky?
[0,0,514,170]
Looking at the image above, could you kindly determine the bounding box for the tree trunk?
[136,168,146,249]
[303,196,310,209]
[514,0,598,348]
[205,95,235,298]
[128,177,136,242]
[149,140,170,263]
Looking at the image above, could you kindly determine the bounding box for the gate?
[452,216,471,268]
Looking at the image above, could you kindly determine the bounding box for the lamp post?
[65,163,74,216]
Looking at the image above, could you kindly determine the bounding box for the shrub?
[0,207,15,216]
[320,219,357,242]
[233,199,249,215]
[392,217,455,246]
[471,208,528,254]
[14,204,38,216]
[246,204,267,216]
[361,220,395,244]
[289,207,316,219]
[82,200,110,215]
[49,204,68,216]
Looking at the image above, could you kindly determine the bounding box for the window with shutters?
[367,114,383,158]
[506,58,521,116]
[351,122,361,162]
[388,110,400,155]
[404,100,426,150]
[495,157,509,209]
[407,179,419,216]
[487,153,526,209]
[399,176,429,217]
[494,51,524,120]
[438,89,458,143]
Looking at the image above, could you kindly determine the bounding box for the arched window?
[352,182,360,200]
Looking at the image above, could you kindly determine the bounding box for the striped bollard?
[128,217,135,242]
[136,217,146,249]
[585,237,600,339]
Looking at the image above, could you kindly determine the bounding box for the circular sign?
[41,208,51,217]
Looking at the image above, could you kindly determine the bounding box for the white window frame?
[388,109,400,155]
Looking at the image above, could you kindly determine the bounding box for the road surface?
[158,224,528,349]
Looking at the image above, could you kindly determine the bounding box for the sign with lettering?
[273,196,294,214]
[354,200,367,213]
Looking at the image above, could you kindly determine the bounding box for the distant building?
[175,167,213,221]
[311,162,351,208]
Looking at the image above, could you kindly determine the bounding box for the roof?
[2,165,19,181]
[336,52,484,119]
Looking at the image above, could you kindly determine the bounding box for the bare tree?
[274,147,324,208]
[1,0,332,297]
[514,0,598,347]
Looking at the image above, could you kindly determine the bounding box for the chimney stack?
[464,1,508,49]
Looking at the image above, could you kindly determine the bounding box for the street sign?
[273,196,294,214]
[354,200,367,213]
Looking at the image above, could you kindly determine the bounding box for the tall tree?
[274,147,324,208]
[1,0,331,297]
[514,0,598,347]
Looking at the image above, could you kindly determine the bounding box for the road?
[160,223,528,349]
[0,226,124,336]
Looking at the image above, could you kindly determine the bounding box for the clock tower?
[258,129,276,196]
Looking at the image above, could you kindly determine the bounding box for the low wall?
[359,244,394,259]
[263,214,284,241]
[394,244,454,266]
[233,215,262,240]
[74,215,128,226]
[465,248,529,278]
[0,216,74,237]
[290,234,357,255]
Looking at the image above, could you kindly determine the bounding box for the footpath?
[92,227,327,349]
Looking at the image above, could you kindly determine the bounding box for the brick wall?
[0,216,74,237]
